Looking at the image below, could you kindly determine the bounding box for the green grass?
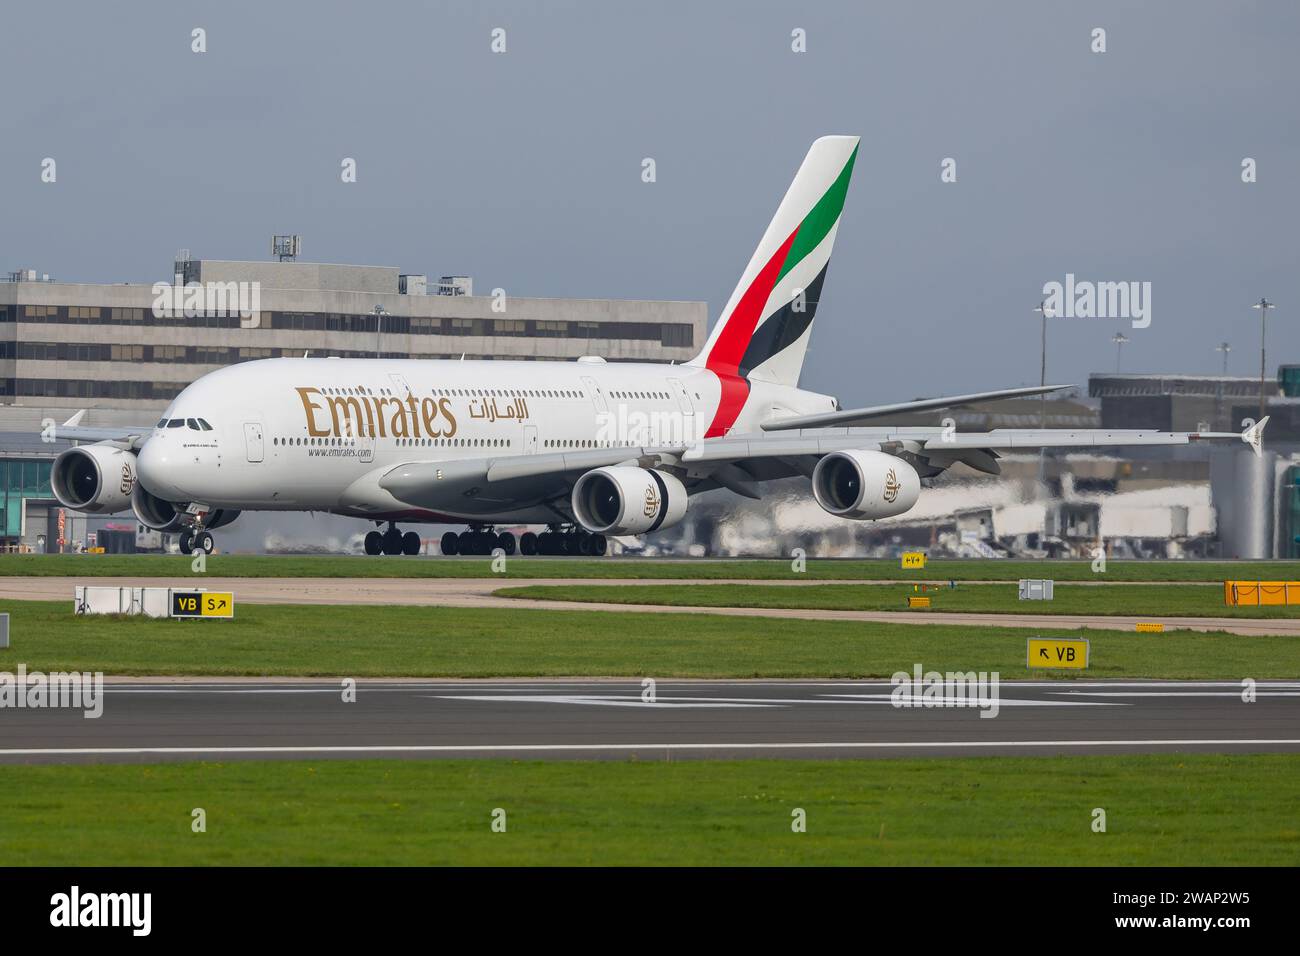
[1,599,1297,679]
[0,755,1295,865]
[499,582,1300,618]
[3,553,1300,582]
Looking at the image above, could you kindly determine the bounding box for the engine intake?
[572,466,688,536]
[131,484,183,532]
[50,445,136,514]
[812,450,920,520]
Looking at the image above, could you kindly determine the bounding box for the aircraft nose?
[137,437,187,501]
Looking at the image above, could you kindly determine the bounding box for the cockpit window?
[196,418,213,431]
[156,419,167,428]
[167,419,184,428]
[186,418,200,430]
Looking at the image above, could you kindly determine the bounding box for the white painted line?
[1,739,1298,757]
[430,693,1116,708]
[820,694,1117,706]
[430,695,775,708]
[1057,691,1300,698]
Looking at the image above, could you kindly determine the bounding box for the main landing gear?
[440,526,516,557]
[364,522,422,557]
[439,525,606,556]
[520,525,607,557]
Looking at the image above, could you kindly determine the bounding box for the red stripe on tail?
[702,226,799,437]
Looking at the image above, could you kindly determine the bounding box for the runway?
[1,678,1297,764]
[1,576,1296,635]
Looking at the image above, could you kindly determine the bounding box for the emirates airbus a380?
[46,136,1266,557]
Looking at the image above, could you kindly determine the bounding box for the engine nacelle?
[572,466,688,536]
[50,444,136,514]
[812,450,921,520]
[133,484,240,533]
[131,484,183,532]
[206,509,241,530]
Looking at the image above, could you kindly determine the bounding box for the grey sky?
[3,0,1296,406]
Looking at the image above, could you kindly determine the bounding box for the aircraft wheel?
[365,531,383,555]
[196,531,215,554]
[591,534,607,556]
[402,531,422,556]
[382,529,403,556]
[519,532,537,556]
[440,531,459,556]
[458,531,474,555]
[497,531,516,556]
[178,531,193,554]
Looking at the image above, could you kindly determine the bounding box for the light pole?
[372,304,387,358]
[1252,298,1275,422]
[1216,341,1231,375]
[1111,332,1129,373]
[1033,300,1054,428]
[1215,341,1231,429]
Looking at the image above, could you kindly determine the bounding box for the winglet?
[61,409,87,427]
[1243,416,1269,457]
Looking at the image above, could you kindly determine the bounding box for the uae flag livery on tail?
[689,135,859,437]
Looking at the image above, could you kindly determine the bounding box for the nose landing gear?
[177,506,216,555]
[178,529,215,555]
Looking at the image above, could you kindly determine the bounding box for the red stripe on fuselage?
[703,226,799,437]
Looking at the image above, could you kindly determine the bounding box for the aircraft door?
[523,425,538,454]
[581,376,609,414]
[243,422,264,463]
[667,378,697,443]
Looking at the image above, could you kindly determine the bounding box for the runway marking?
[87,680,1300,690]
[429,694,775,708]
[820,693,1117,706]
[1,739,1298,757]
[431,693,1120,708]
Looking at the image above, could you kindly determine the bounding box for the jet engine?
[131,484,183,531]
[572,466,688,535]
[811,450,921,520]
[50,444,136,514]
[132,484,239,533]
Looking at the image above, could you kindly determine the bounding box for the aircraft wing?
[40,411,154,448]
[379,417,1267,510]
[684,417,1269,463]
[760,384,1073,430]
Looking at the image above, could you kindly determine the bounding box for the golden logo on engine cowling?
[883,467,900,504]
[643,485,660,518]
[120,463,135,496]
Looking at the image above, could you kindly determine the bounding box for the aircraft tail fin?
[688,135,859,389]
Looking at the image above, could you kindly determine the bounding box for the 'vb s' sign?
[1027,637,1089,670]
[170,591,235,619]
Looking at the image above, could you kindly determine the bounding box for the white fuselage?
[135,357,836,523]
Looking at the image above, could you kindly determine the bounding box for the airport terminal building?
[0,256,705,417]
[0,254,707,550]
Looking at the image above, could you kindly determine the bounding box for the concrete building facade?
[0,257,708,416]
